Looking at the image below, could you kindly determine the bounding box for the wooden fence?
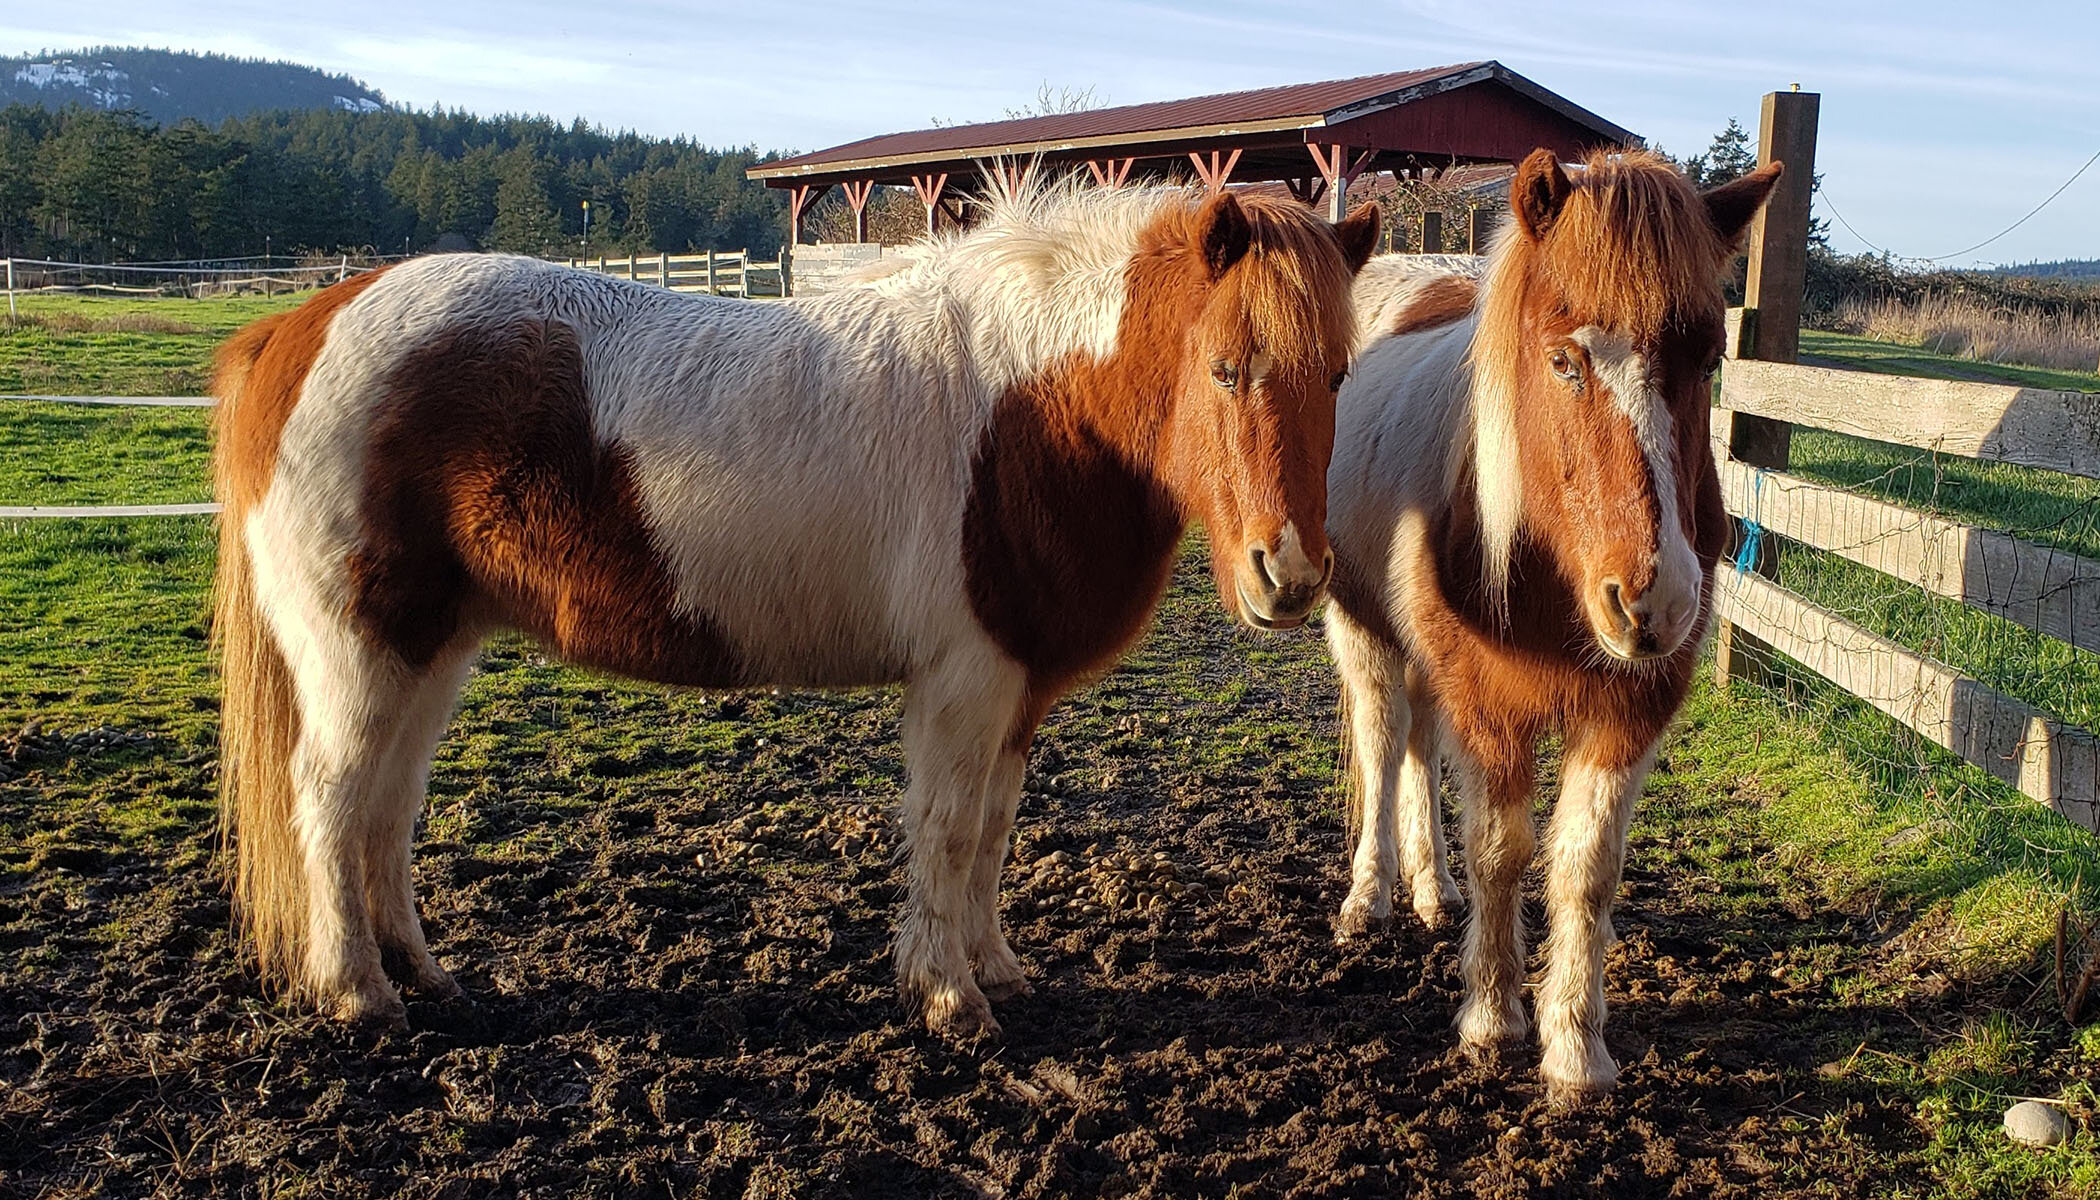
[1712,90,2100,830]
[564,249,789,298]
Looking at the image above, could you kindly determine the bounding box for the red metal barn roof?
[748,61,1635,187]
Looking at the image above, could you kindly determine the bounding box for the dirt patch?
[0,552,2054,1197]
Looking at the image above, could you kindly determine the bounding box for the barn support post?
[1468,206,1491,253]
[1420,210,1443,254]
[1284,177,1327,208]
[787,184,830,247]
[1086,158,1135,189]
[1310,144,1377,223]
[1188,148,1242,194]
[1715,88,1821,691]
[911,173,950,238]
[840,180,876,244]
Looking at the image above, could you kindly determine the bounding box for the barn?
[745,59,1637,248]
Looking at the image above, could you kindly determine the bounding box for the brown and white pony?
[1323,150,1780,1100]
[213,183,1379,1038]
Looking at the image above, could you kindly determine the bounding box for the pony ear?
[1511,148,1573,242]
[1197,191,1252,279]
[1702,161,1785,252]
[1335,203,1381,273]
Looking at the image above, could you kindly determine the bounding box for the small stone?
[2004,1100,2069,1148]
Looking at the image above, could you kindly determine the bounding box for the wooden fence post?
[779,245,792,297]
[659,251,670,287]
[706,250,717,296]
[5,258,14,320]
[1715,88,1820,690]
[1420,211,1442,255]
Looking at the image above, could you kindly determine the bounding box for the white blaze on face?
[1570,327,1702,653]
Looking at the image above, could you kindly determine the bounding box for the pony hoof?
[923,990,1002,1043]
[330,981,407,1029]
[1409,875,1461,930]
[980,974,1033,1003]
[411,967,464,1000]
[1455,997,1527,1053]
[1541,1042,1619,1105]
[1333,895,1391,943]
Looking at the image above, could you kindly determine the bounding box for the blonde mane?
[839,177,1357,387]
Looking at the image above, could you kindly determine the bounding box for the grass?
[4,296,2100,1192]
[1800,328,2100,394]
[0,401,213,506]
[1822,292,2100,376]
[0,293,300,396]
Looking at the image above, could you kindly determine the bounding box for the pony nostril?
[1319,550,1335,586]
[1602,580,1637,634]
[1250,546,1278,593]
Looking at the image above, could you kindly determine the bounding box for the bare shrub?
[1832,292,2100,374]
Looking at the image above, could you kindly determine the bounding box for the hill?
[1992,259,2100,281]
[0,47,386,125]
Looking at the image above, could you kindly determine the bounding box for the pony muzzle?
[1592,575,1695,662]
[1236,527,1332,630]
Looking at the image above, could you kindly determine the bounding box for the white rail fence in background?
[563,249,790,298]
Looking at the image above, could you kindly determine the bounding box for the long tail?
[213,321,306,992]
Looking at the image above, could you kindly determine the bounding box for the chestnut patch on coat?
[1388,274,1478,338]
[961,381,1183,696]
[213,268,393,514]
[348,317,744,686]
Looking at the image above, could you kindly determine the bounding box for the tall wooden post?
[705,249,718,295]
[658,250,670,287]
[1420,210,1443,254]
[1714,88,1820,690]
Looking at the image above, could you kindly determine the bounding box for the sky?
[5,1,2097,267]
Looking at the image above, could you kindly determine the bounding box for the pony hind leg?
[1397,665,1460,928]
[1328,607,1407,940]
[895,650,1028,1040]
[363,636,482,998]
[1536,726,1658,1103]
[1452,740,1537,1057]
[275,625,420,1025]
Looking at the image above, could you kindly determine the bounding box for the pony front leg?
[1452,745,1536,1056]
[966,746,1030,1000]
[895,654,1027,1041]
[1396,666,1459,927]
[1536,730,1657,1102]
[1328,609,1406,939]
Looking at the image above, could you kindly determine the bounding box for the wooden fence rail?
[1711,87,2100,831]
[564,249,789,298]
[1714,344,2100,827]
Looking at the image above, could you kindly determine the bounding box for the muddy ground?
[0,549,2057,1198]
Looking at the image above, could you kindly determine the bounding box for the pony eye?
[1210,360,1239,390]
[1329,370,1348,392]
[1548,349,1582,383]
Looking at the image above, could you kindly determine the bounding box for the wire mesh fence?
[1713,356,2100,887]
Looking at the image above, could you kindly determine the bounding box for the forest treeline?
[0,103,791,261]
